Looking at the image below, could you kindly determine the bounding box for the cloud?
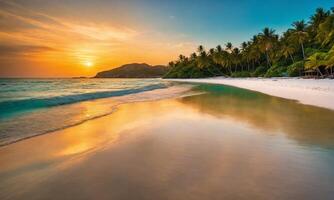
[0,0,141,68]
[0,1,66,28]
[0,1,137,43]
[0,11,40,32]
[0,44,56,57]
[70,24,137,41]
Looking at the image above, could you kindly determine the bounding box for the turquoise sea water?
[0,78,171,146]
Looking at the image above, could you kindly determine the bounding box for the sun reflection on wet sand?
[179,84,334,148]
[0,100,181,174]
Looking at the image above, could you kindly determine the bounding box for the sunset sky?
[0,0,332,77]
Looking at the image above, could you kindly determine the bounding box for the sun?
[83,60,94,67]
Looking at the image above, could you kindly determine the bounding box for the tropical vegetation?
[164,7,334,78]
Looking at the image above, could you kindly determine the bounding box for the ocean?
[0,78,175,146]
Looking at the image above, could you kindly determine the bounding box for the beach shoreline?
[168,77,334,110]
[2,80,334,200]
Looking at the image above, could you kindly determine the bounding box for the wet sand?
[170,77,334,110]
[1,84,334,200]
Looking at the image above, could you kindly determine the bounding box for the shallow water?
[0,83,334,200]
[0,78,174,145]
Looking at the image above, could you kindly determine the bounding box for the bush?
[287,61,304,77]
[231,71,251,77]
[163,63,210,78]
[251,66,267,77]
[264,65,287,77]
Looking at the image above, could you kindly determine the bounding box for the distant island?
[95,63,169,78]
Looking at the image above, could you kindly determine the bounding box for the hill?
[95,63,168,78]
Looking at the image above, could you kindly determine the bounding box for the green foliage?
[251,66,267,77]
[231,71,251,77]
[163,62,216,78]
[305,48,322,57]
[316,14,334,47]
[325,46,334,68]
[304,46,334,71]
[264,65,288,77]
[287,61,304,77]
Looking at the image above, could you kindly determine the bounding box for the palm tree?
[316,14,334,47]
[222,50,233,74]
[309,8,330,35]
[195,45,209,69]
[305,52,326,76]
[196,48,209,69]
[195,46,219,75]
[214,50,232,74]
[232,48,241,72]
[208,48,215,56]
[197,45,205,54]
[205,48,224,76]
[290,20,309,60]
[216,45,223,53]
[212,45,230,75]
[325,46,334,75]
[212,45,222,65]
[241,42,250,71]
[190,52,197,61]
[280,42,296,63]
[247,36,261,70]
[225,42,233,53]
[168,61,175,68]
[178,54,185,62]
[223,42,234,72]
[259,27,277,67]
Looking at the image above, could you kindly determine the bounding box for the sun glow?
[0,0,196,77]
[83,60,94,67]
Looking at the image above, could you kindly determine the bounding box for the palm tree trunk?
[301,43,305,60]
[228,66,232,75]
[215,67,224,76]
[247,58,250,71]
[316,68,324,77]
[289,53,294,63]
[265,51,271,68]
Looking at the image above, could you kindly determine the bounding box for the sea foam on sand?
[169,77,334,110]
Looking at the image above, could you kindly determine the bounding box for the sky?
[0,0,333,77]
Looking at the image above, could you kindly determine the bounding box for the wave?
[0,106,119,147]
[0,84,195,147]
[0,83,166,118]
